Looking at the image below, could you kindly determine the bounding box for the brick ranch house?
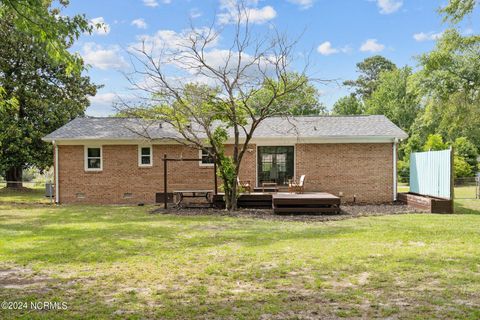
[42,115,408,205]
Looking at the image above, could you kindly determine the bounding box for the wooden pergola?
[162,154,218,209]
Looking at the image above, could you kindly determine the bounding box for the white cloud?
[190,8,202,18]
[135,48,277,89]
[88,92,132,116]
[131,18,148,29]
[143,0,158,7]
[90,17,110,35]
[89,92,118,107]
[129,27,280,89]
[376,0,403,14]
[218,0,277,24]
[317,41,351,55]
[360,39,385,52]
[413,31,443,42]
[287,0,314,10]
[317,41,338,55]
[132,27,220,55]
[143,0,170,6]
[82,43,128,70]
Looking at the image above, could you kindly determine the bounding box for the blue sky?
[62,0,478,116]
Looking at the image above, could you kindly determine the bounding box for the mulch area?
[151,203,423,222]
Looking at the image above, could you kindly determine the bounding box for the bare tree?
[119,1,316,210]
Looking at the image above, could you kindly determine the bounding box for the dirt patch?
[0,266,53,292]
[151,203,421,222]
[357,272,370,285]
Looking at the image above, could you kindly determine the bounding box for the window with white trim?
[85,146,102,171]
[199,148,215,166]
[138,146,152,166]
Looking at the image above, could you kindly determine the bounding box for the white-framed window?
[138,146,152,167]
[199,147,215,167]
[84,146,102,171]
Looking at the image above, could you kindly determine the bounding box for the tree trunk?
[5,166,23,188]
[230,181,238,211]
[224,179,238,211]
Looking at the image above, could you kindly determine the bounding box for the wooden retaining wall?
[397,192,453,214]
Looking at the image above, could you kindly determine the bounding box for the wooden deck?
[273,192,340,214]
[212,192,341,214]
[213,192,273,208]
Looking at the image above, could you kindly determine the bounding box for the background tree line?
[331,7,480,180]
[0,0,98,187]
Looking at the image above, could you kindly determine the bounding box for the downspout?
[54,141,59,204]
[393,138,397,202]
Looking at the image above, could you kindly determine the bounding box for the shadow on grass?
[0,187,49,204]
[0,204,359,265]
[454,199,480,215]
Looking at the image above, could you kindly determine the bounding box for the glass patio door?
[257,146,294,186]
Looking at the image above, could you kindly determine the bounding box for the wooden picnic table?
[172,189,213,208]
[253,182,279,193]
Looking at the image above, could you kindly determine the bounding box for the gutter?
[393,139,397,202]
[45,135,409,145]
[54,141,59,204]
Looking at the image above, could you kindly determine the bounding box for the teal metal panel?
[410,149,452,199]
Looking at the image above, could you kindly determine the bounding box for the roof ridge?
[83,115,384,119]
[43,114,408,141]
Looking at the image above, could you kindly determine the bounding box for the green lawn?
[0,185,50,204]
[398,184,478,199]
[0,200,480,319]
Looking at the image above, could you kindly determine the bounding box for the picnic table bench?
[172,189,213,208]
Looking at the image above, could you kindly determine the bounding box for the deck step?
[213,192,341,214]
[273,207,340,214]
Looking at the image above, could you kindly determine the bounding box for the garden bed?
[397,192,453,213]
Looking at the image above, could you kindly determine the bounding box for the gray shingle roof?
[43,115,408,141]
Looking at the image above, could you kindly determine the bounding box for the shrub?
[397,160,410,183]
[454,155,472,178]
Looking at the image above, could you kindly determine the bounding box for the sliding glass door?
[257,146,294,186]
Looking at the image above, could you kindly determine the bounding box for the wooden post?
[450,146,454,201]
[214,161,218,195]
[163,153,168,209]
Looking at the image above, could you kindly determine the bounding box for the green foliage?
[332,95,364,115]
[0,16,98,179]
[251,73,325,115]
[440,0,477,23]
[344,55,397,99]
[454,137,478,171]
[365,67,421,133]
[454,155,472,177]
[0,0,94,74]
[400,133,422,161]
[397,159,410,182]
[403,28,480,163]
[211,126,236,194]
[418,29,480,101]
[423,134,448,151]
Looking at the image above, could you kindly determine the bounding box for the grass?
[0,199,480,319]
[0,185,50,204]
[398,184,477,199]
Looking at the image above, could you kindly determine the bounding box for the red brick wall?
[56,142,394,204]
[57,144,256,204]
[295,143,394,203]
